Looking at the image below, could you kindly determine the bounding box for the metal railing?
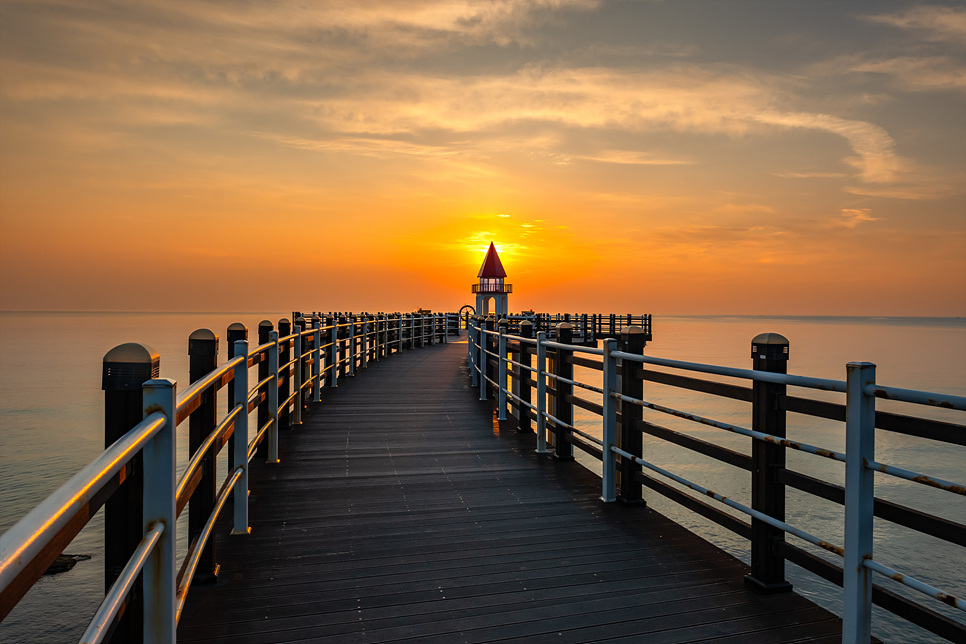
[0,311,460,643]
[467,316,965,644]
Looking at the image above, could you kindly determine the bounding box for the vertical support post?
[232,339,251,534]
[609,313,616,337]
[311,316,322,403]
[618,326,647,503]
[187,329,218,583]
[226,322,248,469]
[469,317,479,388]
[601,338,618,502]
[479,316,493,401]
[518,320,533,433]
[267,331,279,464]
[553,322,574,461]
[277,318,291,430]
[102,342,158,644]
[843,362,876,644]
[296,317,309,416]
[535,331,548,454]
[348,316,356,376]
[255,321,272,459]
[497,318,508,421]
[375,314,383,361]
[361,315,369,369]
[745,333,792,593]
[327,316,338,388]
[140,378,176,644]
[292,322,303,426]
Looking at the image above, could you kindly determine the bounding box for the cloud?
[0,1,931,195]
[750,111,897,183]
[773,171,848,179]
[863,5,966,42]
[574,150,691,165]
[836,208,878,229]
[850,56,966,93]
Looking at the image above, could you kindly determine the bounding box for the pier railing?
[0,311,458,643]
[467,316,965,644]
[478,312,652,342]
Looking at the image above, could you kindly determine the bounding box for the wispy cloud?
[863,5,966,42]
[836,207,878,229]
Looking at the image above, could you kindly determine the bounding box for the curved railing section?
[467,315,965,644]
[0,311,459,643]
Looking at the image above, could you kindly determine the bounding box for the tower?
[473,242,511,316]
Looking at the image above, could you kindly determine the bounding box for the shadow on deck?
[177,340,841,643]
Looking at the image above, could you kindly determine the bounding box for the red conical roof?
[477,242,507,278]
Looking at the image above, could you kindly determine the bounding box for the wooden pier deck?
[177,340,842,643]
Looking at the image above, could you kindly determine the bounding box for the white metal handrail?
[466,317,965,643]
[0,413,166,592]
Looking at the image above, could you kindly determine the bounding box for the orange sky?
[1,1,964,316]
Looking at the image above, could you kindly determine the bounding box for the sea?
[1,311,964,643]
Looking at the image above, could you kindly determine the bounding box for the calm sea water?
[1,312,964,642]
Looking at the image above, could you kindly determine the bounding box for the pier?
[176,338,839,643]
[1,311,963,643]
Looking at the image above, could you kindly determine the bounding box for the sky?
[1,0,964,316]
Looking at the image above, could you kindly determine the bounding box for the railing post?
[843,362,876,644]
[410,314,416,350]
[553,322,574,461]
[232,339,251,535]
[311,316,322,403]
[745,333,792,593]
[468,317,479,388]
[348,315,357,376]
[497,318,508,421]
[255,320,273,459]
[296,316,309,415]
[187,328,218,583]
[375,314,383,361]
[618,326,647,503]
[267,331,280,464]
[361,315,369,369]
[102,342,158,644]
[518,320,533,433]
[335,314,345,379]
[326,316,338,388]
[609,313,616,336]
[601,338,618,502]
[293,320,304,426]
[535,331,549,454]
[140,377,176,644]
[277,318,291,430]
[226,323,248,467]
[480,316,494,401]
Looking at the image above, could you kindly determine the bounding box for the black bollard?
[102,343,159,643]
[745,333,793,593]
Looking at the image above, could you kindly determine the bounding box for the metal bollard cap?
[102,343,160,391]
[228,322,248,337]
[751,333,789,360]
[188,328,219,355]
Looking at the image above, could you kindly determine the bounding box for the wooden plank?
[177,341,841,643]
